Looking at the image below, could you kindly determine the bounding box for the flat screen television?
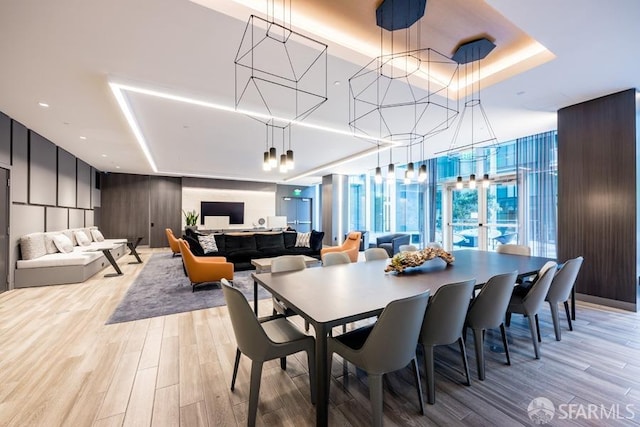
[201,201,244,225]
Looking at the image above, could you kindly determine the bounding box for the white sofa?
[15,227,127,288]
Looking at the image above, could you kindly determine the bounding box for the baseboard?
[576,292,638,312]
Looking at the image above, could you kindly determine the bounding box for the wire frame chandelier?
[234,0,328,173]
[442,38,499,189]
[349,0,459,185]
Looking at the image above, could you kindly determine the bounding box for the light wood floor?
[1,248,639,426]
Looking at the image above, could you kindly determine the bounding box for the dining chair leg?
[564,301,573,331]
[231,348,241,391]
[549,301,562,341]
[535,314,541,342]
[500,323,511,366]
[422,344,436,404]
[305,320,310,332]
[248,360,264,427]
[306,346,317,405]
[505,312,512,327]
[280,357,287,370]
[472,328,485,381]
[458,337,472,386]
[411,357,425,415]
[527,315,540,359]
[369,373,384,427]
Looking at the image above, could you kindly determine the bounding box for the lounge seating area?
[374,233,411,257]
[15,227,127,288]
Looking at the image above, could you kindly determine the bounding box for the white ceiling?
[0,0,638,186]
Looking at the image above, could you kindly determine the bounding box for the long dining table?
[251,249,555,426]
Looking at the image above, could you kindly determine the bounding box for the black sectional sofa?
[184,230,324,271]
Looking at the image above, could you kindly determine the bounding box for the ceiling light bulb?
[456,176,463,189]
[279,154,288,173]
[407,162,414,178]
[387,163,395,180]
[469,174,476,189]
[375,167,382,184]
[79,136,87,140]
[269,147,277,167]
[286,149,294,169]
[404,170,410,185]
[38,102,49,108]
[482,173,490,188]
[263,151,271,171]
[418,164,427,182]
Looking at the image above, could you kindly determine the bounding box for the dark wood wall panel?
[149,176,182,248]
[100,173,150,244]
[0,112,10,166]
[558,89,637,305]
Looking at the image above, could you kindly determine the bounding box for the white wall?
[182,187,276,229]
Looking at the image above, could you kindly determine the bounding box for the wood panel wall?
[149,176,182,248]
[557,89,638,308]
[99,173,150,244]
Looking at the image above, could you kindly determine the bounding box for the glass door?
[444,176,518,251]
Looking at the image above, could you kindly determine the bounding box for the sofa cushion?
[16,251,102,268]
[75,230,92,246]
[91,229,105,242]
[213,234,225,252]
[283,231,297,248]
[225,235,257,254]
[295,232,311,248]
[198,234,219,254]
[310,230,324,251]
[43,232,61,254]
[53,234,74,253]
[62,229,77,246]
[20,232,47,260]
[255,233,285,251]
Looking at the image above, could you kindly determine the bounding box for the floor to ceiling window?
[347,130,558,257]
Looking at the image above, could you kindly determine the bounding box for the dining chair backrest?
[364,248,389,261]
[270,255,307,273]
[421,279,476,346]
[399,244,418,252]
[359,291,430,374]
[467,271,518,330]
[496,244,531,256]
[221,279,271,360]
[322,252,351,266]
[522,262,557,313]
[546,257,583,303]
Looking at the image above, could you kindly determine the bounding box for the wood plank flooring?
[1,248,639,426]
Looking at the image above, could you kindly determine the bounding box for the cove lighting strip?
[108,81,395,178]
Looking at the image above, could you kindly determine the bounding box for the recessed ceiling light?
[115,166,121,169]
[38,102,49,108]
[101,154,107,157]
[333,81,341,86]
[79,136,87,140]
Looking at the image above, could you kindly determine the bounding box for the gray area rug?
[106,253,271,324]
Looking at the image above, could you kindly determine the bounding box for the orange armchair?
[166,228,181,257]
[320,231,362,263]
[179,239,234,292]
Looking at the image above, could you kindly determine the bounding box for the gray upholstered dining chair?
[270,255,310,340]
[496,244,531,256]
[506,261,557,359]
[328,291,430,427]
[399,244,418,252]
[322,251,351,266]
[465,271,518,380]
[419,279,476,404]
[364,247,389,261]
[221,279,316,427]
[546,256,583,341]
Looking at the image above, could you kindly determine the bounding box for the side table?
[127,237,143,264]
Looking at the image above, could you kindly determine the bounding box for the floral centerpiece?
[384,247,455,273]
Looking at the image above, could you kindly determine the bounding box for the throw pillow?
[295,231,311,248]
[75,230,91,246]
[43,232,60,254]
[198,234,219,254]
[20,233,47,260]
[53,234,74,253]
[90,229,105,242]
[309,230,324,251]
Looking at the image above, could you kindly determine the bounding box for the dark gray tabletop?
[252,249,554,326]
